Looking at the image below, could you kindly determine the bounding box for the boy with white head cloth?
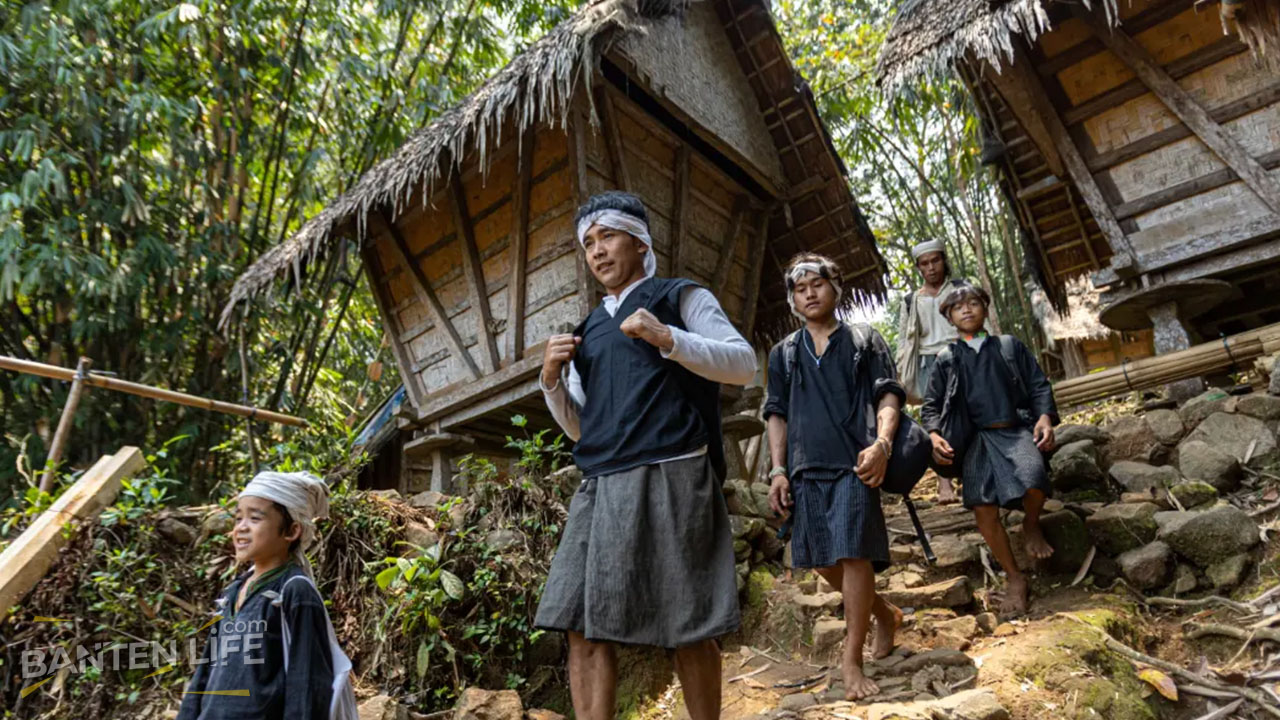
[536,191,756,720]
[179,471,356,720]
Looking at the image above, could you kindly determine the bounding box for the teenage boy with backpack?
[921,281,1058,615]
[764,253,905,701]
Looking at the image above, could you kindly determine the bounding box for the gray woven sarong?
[534,455,740,649]
[961,427,1051,509]
[790,469,890,572]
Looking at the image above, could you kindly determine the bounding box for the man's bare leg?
[673,639,721,720]
[973,505,1029,615]
[568,632,617,720]
[815,565,900,661]
[1022,489,1054,560]
[937,477,958,505]
[839,559,879,700]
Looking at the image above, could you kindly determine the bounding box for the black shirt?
[956,338,1022,428]
[764,324,905,478]
[177,564,334,720]
[920,334,1058,436]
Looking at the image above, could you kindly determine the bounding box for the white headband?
[911,240,945,260]
[785,262,842,318]
[575,209,657,279]
[239,471,330,579]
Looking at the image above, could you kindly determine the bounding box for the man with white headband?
[764,253,904,700]
[895,239,969,504]
[179,471,356,720]
[535,191,756,720]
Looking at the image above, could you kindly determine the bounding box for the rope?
[1121,358,1135,391]
[1222,334,1239,372]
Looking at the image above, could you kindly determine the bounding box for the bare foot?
[937,479,959,505]
[871,601,902,660]
[842,660,880,701]
[998,574,1029,615]
[1023,518,1054,560]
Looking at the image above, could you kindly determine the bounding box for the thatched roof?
[1035,276,1111,342]
[876,0,1117,93]
[221,0,673,327]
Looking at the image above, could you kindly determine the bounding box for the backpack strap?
[997,335,1028,404]
[782,329,803,385]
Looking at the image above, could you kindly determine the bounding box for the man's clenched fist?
[541,334,581,388]
[620,308,674,352]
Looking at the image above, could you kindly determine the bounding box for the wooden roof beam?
[712,195,751,296]
[1079,8,1280,215]
[381,210,483,381]
[506,124,534,365]
[451,177,502,374]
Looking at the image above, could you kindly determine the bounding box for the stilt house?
[226,0,886,492]
[878,0,1280,399]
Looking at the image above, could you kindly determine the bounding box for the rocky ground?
[367,384,1280,720]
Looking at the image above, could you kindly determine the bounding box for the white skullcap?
[576,209,657,279]
[785,261,843,319]
[911,240,945,260]
[239,471,330,579]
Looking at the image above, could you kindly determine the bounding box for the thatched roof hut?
[225,0,885,493]
[878,0,1280,400]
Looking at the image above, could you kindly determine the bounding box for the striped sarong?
[960,427,1051,509]
[789,468,890,572]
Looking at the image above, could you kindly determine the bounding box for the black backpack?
[781,322,932,496]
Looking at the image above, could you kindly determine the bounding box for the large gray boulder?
[1181,411,1278,469]
[1055,424,1111,449]
[1049,440,1106,492]
[1168,481,1217,509]
[1104,415,1166,464]
[1177,439,1242,491]
[1237,393,1280,421]
[1109,461,1181,493]
[1145,409,1186,446]
[1179,390,1234,431]
[1271,355,1280,396]
[1117,541,1174,590]
[1157,506,1261,567]
[1085,502,1159,555]
[1206,553,1251,589]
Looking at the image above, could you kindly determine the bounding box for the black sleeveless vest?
[570,277,726,481]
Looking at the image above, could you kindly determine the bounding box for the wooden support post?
[596,86,632,192]
[404,432,476,494]
[1007,43,1137,276]
[0,447,145,621]
[507,125,534,365]
[671,144,692,277]
[38,356,91,494]
[361,243,430,407]
[451,176,502,374]
[567,108,595,318]
[1077,8,1280,216]
[380,210,483,381]
[712,196,750,297]
[740,206,773,338]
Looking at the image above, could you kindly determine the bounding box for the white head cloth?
[911,240,945,260]
[785,261,843,319]
[576,209,657,279]
[239,471,330,579]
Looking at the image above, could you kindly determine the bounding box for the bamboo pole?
[1054,322,1280,407]
[38,356,92,494]
[0,355,306,428]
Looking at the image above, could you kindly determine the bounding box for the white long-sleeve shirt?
[540,277,757,446]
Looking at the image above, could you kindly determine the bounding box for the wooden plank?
[506,125,535,365]
[414,354,544,426]
[362,243,430,407]
[983,62,1067,178]
[712,195,750,296]
[671,144,692,277]
[381,210,482,381]
[0,447,145,620]
[740,205,773,338]
[1080,12,1280,214]
[1008,43,1137,276]
[597,87,632,193]
[451,176,502,374]
[1037,0,1204,77]
[1062,36,1246,126]
[1113,148,1280,220]
[567,107,593,318]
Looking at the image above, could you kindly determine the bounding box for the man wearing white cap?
[895,240,967,503]
[536,191,756,720]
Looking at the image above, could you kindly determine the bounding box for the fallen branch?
[1108,578,1256,614]
[728,663,772,683]
[1251,499,1280,518]
[1191,698,1243,720]
[1187,622,1280,645]
[1071,546,1096,587]
[1058,613,1280,718]
[1251,583,1280,608]
[1182,684,1247,700]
